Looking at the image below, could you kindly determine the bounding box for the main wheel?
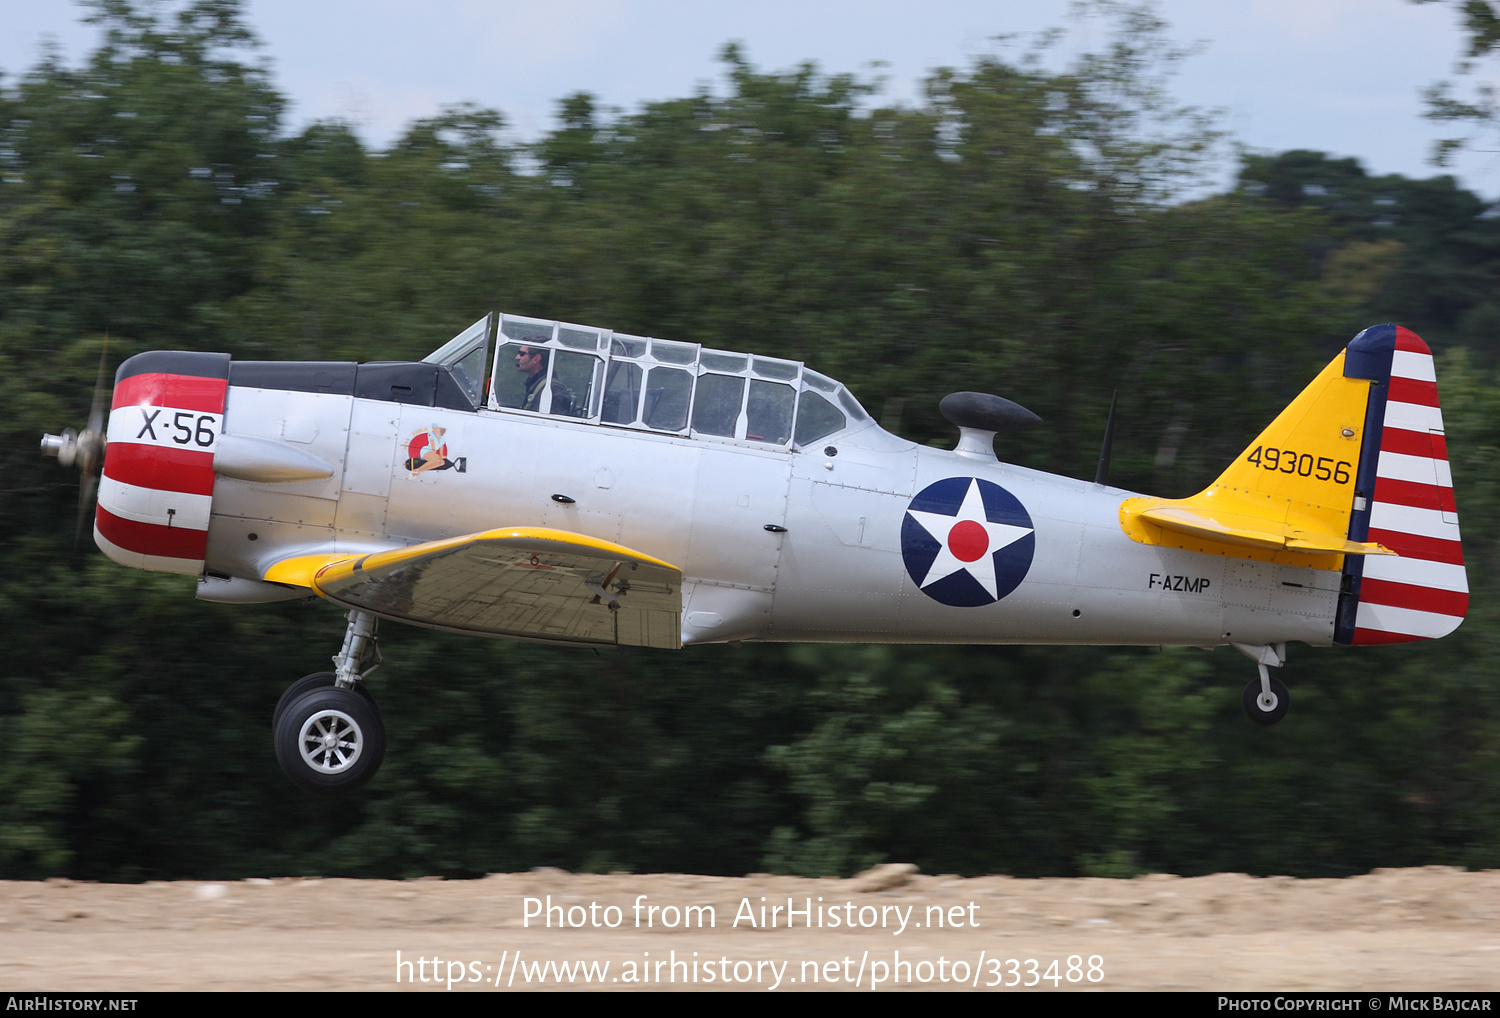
[1242,675,1290,726]
[274,686,386,795]
[273,672,375,728]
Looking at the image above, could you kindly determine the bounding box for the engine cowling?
[95,351,230,575]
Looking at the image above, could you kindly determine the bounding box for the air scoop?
[215,434,335,483]
[939,392,1041,463]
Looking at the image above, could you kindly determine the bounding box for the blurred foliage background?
[2,0,1498,880]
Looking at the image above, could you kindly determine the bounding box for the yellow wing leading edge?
[263,527,683,649]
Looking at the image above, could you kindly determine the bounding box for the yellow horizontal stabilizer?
[1134,505,1394,556]
[1285,535,1394,555]
[307,527,683,649]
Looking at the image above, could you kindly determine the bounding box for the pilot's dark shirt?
[522,371,545,411]
[523,371,574,416]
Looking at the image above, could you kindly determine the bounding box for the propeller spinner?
[40,344,110,545]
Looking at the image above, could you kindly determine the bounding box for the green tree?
[0,0,291,877]
[1411,0,1500,163]
[5,0,1498,882]
[1238,150,1500,360]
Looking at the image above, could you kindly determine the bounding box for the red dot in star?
[947,519,989,562]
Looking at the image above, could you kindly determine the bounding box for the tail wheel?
[274,687,385,795]
[1242,675,1290,726]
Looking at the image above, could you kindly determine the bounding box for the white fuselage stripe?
[97,475,213,531]
[107,405,223,453]
[1390,350,1436,382]
[1376,450,1453,488]
[1382,401,1444,434]
[1355,600,1464,639]
[1359,555,1469,593]
[1367,500,1462,542]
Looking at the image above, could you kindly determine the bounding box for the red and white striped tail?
[1338,326,1467,645]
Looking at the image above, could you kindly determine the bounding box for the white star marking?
[906,478,1033,599]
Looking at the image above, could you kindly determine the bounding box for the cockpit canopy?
[426,312,870,449]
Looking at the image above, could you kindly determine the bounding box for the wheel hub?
[298,710,362,773]
[1242,674,1290,726]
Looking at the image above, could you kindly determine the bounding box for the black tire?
[273,672,375,728]
[1242,675,1290,726]
[274,686,386,795]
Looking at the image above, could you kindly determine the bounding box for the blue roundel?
[901,477,1036,607]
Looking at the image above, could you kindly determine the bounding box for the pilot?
[517,345,574,415]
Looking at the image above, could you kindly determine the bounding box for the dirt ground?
[0,866,1497,992]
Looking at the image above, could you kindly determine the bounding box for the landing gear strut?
[274,610,386,794]
[1233,642,1290,726]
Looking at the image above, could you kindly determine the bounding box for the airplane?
[40,313,1466,794]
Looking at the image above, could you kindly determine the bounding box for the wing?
[264,527,682,649]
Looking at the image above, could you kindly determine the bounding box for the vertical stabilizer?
[1119,342,1389,566]
[1335,325,1467,644]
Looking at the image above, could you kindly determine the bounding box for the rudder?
[1335,325,1467,644]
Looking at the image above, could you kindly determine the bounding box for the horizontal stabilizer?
[264,528,683,649]
[1137,506,1394,556]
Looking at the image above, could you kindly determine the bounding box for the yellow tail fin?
[1119,349,1387,568]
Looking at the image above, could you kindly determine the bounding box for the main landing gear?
[274,610,386,795]
[1233,642,1290,726]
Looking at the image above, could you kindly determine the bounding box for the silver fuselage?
[202,384,1337,649]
